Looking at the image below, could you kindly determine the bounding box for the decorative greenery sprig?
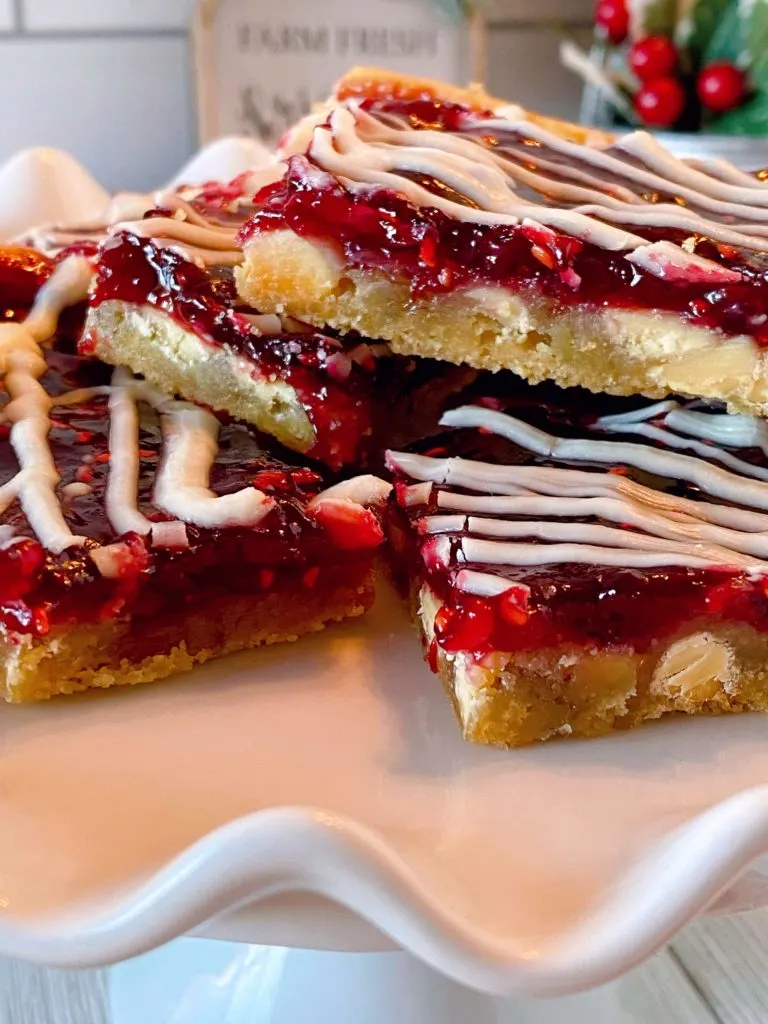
[579,0,768,133]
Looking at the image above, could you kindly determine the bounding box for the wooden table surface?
[2,912,768,1023]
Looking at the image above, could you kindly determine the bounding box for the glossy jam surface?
[389,382,768,657]
[242,104,768,342]
[0,346,382,637]
[423,556,762,658]
[89,230,383,468]
[357,96,493,131]
[0,246,54,321]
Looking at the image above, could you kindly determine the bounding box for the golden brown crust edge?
[1,577,374,703]
[416,584,768,748]
[85,301,316,454]
[281,67,613,158]
[236,231,768,416]
[334,67,615,145]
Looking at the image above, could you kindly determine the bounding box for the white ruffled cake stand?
[3,143,768,1013]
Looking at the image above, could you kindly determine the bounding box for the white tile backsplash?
[0,36,195,190]
[0,0,15,32]
[23,0,196,32]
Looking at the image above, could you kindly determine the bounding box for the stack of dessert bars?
[10,67,768,747]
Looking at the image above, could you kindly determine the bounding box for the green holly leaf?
[749,51,768,104]
[703,0,750,65]
[679,0,735,58]
[751,53,768,92]
[426,0,470,22]
[709,90,768,133]
[640,0,677,35]
[746,0,768,71]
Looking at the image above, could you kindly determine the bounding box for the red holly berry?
[594,0,629,43]
[629,36,677,81]
[634,76,686,127]
[697,62,746,113]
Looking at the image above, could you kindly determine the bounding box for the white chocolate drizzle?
[0,257,386,571]
[291,97,768,281]
[0,257,94,553]
[593,401,768,479]
[387,399,768,595]
[112,196,243,266]
[105,366,153,536]
[309,474,392,506]
[16,164,287,267]
[78,364,277,538]
[152,400,273,529]
[0,257,306,564]
[440,405,768,509]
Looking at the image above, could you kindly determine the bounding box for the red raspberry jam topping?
[187,171,259,210]
[0,246,54,321]
[55,240,101,262]
[422,563,764,659]
[357,96,493,132]
[389,380,768,659]
[88,231,385,468]
[0,346,381,637]
[310,498,383,549]
[336,71,494,116]
[241,116,768,343]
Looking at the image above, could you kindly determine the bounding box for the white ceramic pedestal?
[105,938,678,1024]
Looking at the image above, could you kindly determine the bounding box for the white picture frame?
[194,0,485,145]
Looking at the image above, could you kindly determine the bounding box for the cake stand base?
[106,938,673,1023]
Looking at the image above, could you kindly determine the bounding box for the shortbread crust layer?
[2,573,373,703]
[238,231,768,416]
[417,583,768,747]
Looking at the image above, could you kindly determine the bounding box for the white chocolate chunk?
[652,633,734,700]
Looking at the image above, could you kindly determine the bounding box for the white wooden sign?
[194,0,481,146]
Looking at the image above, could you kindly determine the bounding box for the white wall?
[0,0,197,190]
[0,0,592,191]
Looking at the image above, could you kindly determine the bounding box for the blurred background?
[0,0,594,190]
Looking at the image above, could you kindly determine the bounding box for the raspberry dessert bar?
[0,250,386,702]
[83,229,471,471]
[40,177,386,469]
[52,183,469,470]
[85,228,389,470]
[387,387,768,747]
[237,66,768,415]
